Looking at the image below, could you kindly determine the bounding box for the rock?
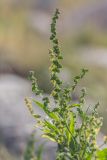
[58,67,72,84]
[0,145,17,160]
[0,74,56,159]
[28,11,51,35]
[0,74,33,153]
[80,47,107,68]
[36,0,57,11]
[60,0,107,35]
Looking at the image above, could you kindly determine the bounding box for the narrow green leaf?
[71,104,80,108]
[49,112,59,121]
[33,99,59,121]
[33,114,41,119]
[66,112,74,144]
[33,99,44,109]
[44,120,59,133]
[42,134,56,142]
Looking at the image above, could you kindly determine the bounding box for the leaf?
[69,112,75,134]
[71,104,80,107]
[86,154,92,160]
[42,134,56,142]
[33,114,41,119]
[32,99,49,114]
[49,112,59,121]
[33,99,59,121]
[33,99,44,109]
[66,112,75,144]
[44,120,59,133]
[97,149,107,160]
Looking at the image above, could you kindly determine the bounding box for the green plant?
[25,9,107,160]
[24,132,44,160]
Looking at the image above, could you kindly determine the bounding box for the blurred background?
[0,0,107,159]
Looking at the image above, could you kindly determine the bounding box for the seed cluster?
[29,71,42,95]
[49,9,63,102]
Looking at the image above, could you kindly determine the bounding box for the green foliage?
[24,132,37,160]
[24,132,44,160]
[97,148,107,160]
[25,9,107,160]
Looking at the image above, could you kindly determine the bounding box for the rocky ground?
[0,74,57,159]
